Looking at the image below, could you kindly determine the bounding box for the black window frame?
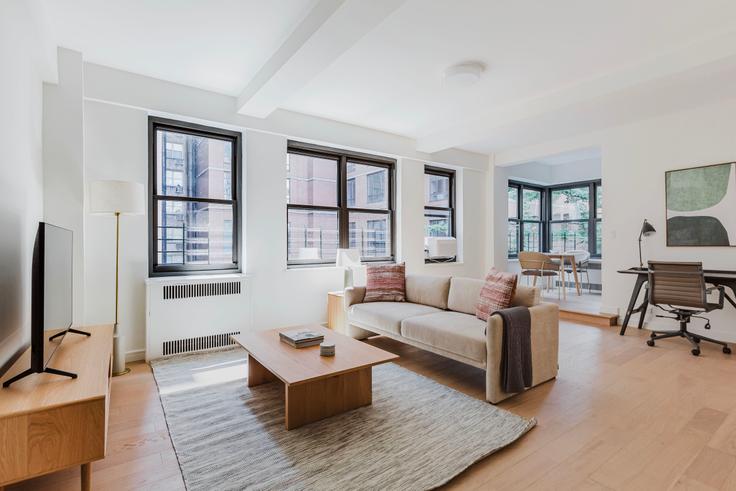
[286,141,395,267]
[424,166,456,263]
[148,116,242,277]
[507,178,602,259]
[507,182,545,258]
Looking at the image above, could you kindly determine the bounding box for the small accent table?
[327,291,346,333]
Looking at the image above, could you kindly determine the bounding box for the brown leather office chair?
[646,261,731,356]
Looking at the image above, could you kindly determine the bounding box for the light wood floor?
[10,321,736,490]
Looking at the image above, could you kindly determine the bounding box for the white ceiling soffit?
[236,0,406,118]
[419,29,736,154]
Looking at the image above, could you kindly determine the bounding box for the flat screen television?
[3,222,89,388]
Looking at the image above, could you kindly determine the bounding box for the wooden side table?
[327,291,346,333]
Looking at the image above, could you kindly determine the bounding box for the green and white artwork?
[666,162,736,246]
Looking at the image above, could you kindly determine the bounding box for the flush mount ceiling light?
[443,62,485,87]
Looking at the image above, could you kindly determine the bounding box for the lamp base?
[112,327,129,377]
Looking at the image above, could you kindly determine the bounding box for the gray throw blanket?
[491,306,533,393]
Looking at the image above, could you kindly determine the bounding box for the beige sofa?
[344,274,559,403]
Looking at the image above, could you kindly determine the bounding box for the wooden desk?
[618,268,736,335]
[0,325,113,490]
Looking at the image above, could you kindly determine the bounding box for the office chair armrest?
[706,285,726,310]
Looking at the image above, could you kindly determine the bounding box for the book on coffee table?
[279,329,324,348]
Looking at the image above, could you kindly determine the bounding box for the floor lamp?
[89,180,144,376]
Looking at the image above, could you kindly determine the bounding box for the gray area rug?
[151,347,535,491]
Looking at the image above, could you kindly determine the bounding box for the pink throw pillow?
[364,263,406,302]
[476,268,518,321]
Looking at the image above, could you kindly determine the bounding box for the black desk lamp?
[638,219,656,268]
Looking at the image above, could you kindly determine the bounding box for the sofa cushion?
[348,302,441,335]
[405,274,451,310]
[476,268,518,321]
[511,285,540,308]
[448,277,540,314]
[364,263,406,302]
[447,277,484,315]
[401,311,487,363]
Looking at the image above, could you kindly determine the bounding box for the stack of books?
[279,329,324,348]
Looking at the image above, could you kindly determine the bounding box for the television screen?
[40,223,73,367]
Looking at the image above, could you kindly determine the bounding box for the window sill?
[145,272,247,284]
[425,260,463,266]
[286,260,396,271]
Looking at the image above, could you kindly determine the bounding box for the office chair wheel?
[724,346,732,354]
[647,339,655,347]
[691,348,700,356]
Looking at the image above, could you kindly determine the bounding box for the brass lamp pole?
[89,180,144,376]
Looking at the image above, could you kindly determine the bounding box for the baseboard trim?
[126,349,146,362]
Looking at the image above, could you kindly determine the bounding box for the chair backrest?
[648,261,707,309]
[518,251,556,271]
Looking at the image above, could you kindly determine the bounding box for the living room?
[2,1,736,490]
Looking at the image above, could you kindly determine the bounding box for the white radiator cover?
[145,274,250,361]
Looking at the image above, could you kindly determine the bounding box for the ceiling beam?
[237,0,405,118]
[416,29,736,154]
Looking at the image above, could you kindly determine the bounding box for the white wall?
[43,48,85,325]
[0,1,49,372]
[83,100,149,358]
[493,97,736,341]
[75,66,490,359]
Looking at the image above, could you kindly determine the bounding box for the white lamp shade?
[335,248,361,267]
[89,180,145,215]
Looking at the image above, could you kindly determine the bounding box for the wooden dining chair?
[518,251,562,298]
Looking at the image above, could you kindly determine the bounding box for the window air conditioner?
[425,237,457,260]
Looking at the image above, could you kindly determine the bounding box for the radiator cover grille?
[163,281,241,300]
[162,331,241,356]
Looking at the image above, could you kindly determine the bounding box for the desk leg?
[81,463,91,491]
[620,275,646,336]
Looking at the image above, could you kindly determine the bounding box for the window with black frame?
[549,181,602,257]
[149,117,241,276]
[423,167,455,260]
[507,183,543,257]
[507,179,602,258]
[286,142,394,266]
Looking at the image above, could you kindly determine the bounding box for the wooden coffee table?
[231,325,398,430]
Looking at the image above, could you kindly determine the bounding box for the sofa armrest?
[344,286,366,307]
[485,302,559,403]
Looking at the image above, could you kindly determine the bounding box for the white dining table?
[544,253,582,297]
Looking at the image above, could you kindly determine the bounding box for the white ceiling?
[41,0,736,154]
[42,0,318,96]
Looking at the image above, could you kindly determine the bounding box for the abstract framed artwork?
[666,162,736,247]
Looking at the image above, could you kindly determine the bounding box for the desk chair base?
[647,320,731,356]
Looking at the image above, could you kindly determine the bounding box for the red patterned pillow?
[364,263,406,302]
[476,268,518,321]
